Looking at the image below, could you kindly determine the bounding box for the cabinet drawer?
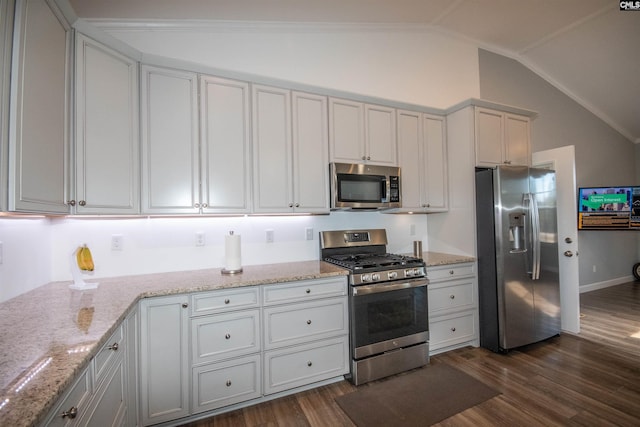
[429,280,475,314]
[43,368,92,427]
[427,263,475,282]
[93,324,124,388]
[191,287,259,315]
[429,311,476,351]
[192,354,261,414]
[79,359,127,427]
[263,298,347,349]
[263,277,347,306]
[191,309,260,364]
[264,336,349,395]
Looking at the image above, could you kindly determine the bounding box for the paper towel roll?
[225,232,242,271]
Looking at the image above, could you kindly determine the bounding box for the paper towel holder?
[222,231,243,275]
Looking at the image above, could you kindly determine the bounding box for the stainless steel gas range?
[320,229,429,385]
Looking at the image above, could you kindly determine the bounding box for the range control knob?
[361,274,372,282]
[388,271,398,280]
[413,268,422,276]
[405,269,414,277]
[371,273,380,282]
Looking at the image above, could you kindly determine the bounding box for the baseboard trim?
[580,275,635,293]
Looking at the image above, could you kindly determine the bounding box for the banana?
[76,244,95,272]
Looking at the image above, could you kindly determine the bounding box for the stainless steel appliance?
[330,162,401,210]
[475,166,561,352]
[320,229,429,385]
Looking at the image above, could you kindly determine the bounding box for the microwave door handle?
[382,177,388,202]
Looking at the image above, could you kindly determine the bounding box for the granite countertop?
[0,251,474,427]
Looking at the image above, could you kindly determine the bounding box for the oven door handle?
[352,278,429,296]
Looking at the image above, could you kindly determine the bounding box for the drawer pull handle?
[61,406,78,419]
[449,295,455,299]
[305,289,311,294]
[451,327,456,332]
[225,333,231,339]
[306,320,312,325]
[224,298,230,304]
[307,361,313,367]
[108,342,119,351]
[226,380,232,387]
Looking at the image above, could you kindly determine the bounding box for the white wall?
[0,217,51,301]
[99,22,480,109]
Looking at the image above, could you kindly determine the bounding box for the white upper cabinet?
[141,65,200,214]
[141,69,252,214]
[8,0,71,213]
[252,85,329,214]
[475,107,530,167]
[397,110,448,212]
[0,0,15,212]
[200,75,252,214]
[329,98,397,166]
[75,33,139,214]
[291,91,329,213]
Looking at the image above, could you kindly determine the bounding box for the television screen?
[577,186,640,230]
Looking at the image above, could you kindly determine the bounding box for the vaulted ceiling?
[68,0,640,143]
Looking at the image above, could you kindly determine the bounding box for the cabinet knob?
[67,200,76,206]
[108,342,119,351]
[295,203,300,208]
[61,407,78,419]
[366,156,371,160]
[194,203,200,208]
[226,380,232,387]
[224,298,230,304]
[306,319,312,325]
[451,327,456,332]
[504,160,511,164]
[305,289,311,294]
[289,203,293,208]
[307,361,313,367]
[449,295,455,299]
[225,333,231,339]
[449,270,454,275]
[201,203,208,208]
[78,200,86,206]
[181,303,188,308]
[361,156,366,160]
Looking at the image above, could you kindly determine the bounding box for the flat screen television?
[577,186,640,230]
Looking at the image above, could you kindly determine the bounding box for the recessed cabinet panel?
[329,98,364,163]
[424,115,447,210]
[141,65,199,213]
[505,114,530,166]
[75,34,139,214]
[9,0,71,213]
[252,84,293,213]
[365,104,397,166]
[200,76,251,213]
[475,108,503,166]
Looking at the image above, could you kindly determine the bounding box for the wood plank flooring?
[181,280,640,427]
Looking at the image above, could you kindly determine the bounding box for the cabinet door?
[252,84,293,213]
[474,107,504,167]
[396,110,422,210]
[0,0,13,212]
[75,33,139,214]
[423,114,448,211]
[139,295,189,426]
[200,76,252,213]
[505,113,530,166]
[329,97,364,163]
[8,0,71,213]
[141,65,199,214]
[292,91,329,213]
[365,104,397,165]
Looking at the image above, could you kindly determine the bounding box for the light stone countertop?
[0,252,473,427]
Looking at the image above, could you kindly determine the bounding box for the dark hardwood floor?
[182,280,640,427]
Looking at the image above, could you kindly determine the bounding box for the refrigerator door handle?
[530,193,541,280]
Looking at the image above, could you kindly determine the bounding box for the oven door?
[351,278,429,359]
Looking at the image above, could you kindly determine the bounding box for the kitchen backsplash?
[0,213,428,302]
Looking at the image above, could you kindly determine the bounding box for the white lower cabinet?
[42,313,135,427]
[137,276,348,425]
[428,262,479,354]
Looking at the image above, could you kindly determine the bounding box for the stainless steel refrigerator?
[475,165,561,352]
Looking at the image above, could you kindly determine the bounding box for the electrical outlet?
[305,227,314,241]
[111,235,123,251]
[0,241,3,265]
[266,229,274,243]
[195,231,205,247]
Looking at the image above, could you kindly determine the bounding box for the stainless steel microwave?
[330,162,401,210]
